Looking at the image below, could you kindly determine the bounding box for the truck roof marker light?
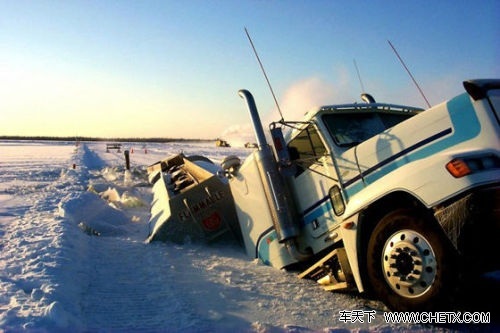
[446,159,471,178]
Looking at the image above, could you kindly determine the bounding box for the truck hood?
[338,93,480,199]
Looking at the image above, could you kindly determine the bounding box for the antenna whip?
[388,40,431,108]
[244,27,285,121]
[353,59,366,93]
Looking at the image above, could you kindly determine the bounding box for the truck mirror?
[270,127,289,161]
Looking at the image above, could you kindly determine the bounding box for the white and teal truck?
[147,79,499,311]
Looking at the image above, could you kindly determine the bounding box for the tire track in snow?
[80,237,201,331]
[0,142,79,328]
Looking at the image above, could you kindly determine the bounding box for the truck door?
[287,124,343,242]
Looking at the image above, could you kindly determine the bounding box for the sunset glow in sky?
[1,0,498,140]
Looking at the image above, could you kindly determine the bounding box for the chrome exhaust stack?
[238,89,300,244]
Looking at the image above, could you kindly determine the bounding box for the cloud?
[220,73,357,146]
[276,77,332,120]
[220,123,255,147]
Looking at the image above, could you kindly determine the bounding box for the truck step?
[298,247,355,292]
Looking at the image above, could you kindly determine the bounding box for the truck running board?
[298,248,355,292]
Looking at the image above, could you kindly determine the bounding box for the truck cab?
[230,79,500,311]
[285,102,423,255]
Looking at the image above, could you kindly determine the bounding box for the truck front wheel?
[367,209,456,311]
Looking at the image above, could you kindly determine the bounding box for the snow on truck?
[147,79,500,311]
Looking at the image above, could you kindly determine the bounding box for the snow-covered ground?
[0,140,497,332]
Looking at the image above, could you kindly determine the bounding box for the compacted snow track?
[79,234,201,331]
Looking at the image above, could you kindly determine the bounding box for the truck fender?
[338,215,364,293]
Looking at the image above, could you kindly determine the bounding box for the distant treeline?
[0,136,212,143]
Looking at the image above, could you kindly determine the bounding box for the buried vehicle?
[146,154,241,244]
[147,79,500,311]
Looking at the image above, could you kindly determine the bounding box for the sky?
[1,0,498,141]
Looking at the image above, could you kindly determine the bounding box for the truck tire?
[367,209,457,311]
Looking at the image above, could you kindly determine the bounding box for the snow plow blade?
[146,154,242,244]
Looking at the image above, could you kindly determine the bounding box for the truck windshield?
[323,112,413,147]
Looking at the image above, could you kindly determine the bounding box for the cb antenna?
[244,27,284,122]
[353,59,366,93]
[353,59,376,103]
[388,40,431,108]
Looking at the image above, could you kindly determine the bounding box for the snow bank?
[58,191,129,236]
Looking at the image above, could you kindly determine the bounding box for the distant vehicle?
[245,142,258,148]
[147,79,500,312]
[215,139,230,147]
[106,143,122,153]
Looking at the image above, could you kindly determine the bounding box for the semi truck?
[147,79,499,311]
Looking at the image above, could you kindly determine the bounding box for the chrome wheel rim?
[382,229,437,298]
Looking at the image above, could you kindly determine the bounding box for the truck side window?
[288,124,327,175]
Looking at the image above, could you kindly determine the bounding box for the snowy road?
[80,233,201,331]
[1,140,497,332]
